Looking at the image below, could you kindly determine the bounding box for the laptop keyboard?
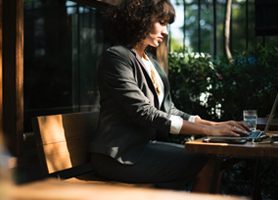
[246,130,265,140]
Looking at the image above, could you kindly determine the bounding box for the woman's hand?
[206,120,249,137]
[180,119,249,136]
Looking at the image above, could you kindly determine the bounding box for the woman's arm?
[179,117,249,137]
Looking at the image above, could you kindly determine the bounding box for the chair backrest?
[32,112,99,177]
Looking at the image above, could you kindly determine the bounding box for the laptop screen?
[264,92,278,133]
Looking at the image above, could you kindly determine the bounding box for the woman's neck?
[133,42,147,58]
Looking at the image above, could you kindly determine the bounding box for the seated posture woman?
[89,0,248,189]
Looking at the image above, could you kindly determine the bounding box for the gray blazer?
[90,45,191,164]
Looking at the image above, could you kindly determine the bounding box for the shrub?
[168,45,278,121]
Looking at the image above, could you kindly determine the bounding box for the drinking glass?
[243,110,257,131]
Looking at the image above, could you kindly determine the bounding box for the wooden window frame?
[1,0,24,156]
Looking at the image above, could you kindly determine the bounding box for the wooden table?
[185,131,278,158]
[6,179,249,200]
[185,131,278,200]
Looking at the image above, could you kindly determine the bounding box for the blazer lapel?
[131,49,160,108]
[151,58,170,94]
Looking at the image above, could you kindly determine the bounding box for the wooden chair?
[32,111,99,181]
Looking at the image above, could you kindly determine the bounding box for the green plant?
[168,45,278,121]
[168,49,219,120]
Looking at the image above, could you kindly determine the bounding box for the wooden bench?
[32,111,100,182]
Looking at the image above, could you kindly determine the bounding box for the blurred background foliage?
[168,44,278,121]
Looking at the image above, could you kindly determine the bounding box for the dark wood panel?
[0,0,3,145]
[2,0,24,156]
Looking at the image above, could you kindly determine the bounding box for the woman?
[90,0,248,189]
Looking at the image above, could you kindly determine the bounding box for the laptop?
[203,92,278,144]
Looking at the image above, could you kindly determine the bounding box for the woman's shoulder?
[106,45,133,57]
[101,45,136,65]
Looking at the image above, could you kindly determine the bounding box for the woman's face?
[144,21,168,48]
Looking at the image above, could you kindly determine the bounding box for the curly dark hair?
[103,0,175,47]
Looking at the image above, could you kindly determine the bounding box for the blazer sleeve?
[163,92,191,120]
[98,47,172,133]
[169,101,191,120]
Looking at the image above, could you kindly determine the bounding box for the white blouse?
[141,54,198,134]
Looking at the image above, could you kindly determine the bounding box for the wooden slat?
[36,113,95,144]
[37,115,65,144]
[32,112,98,175]
[40,137,91,173]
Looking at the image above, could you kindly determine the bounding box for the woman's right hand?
[205,122,248,137]
[180,120,248,137]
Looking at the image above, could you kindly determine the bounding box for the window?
[170,0,257,57]
[24,0,107,131]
